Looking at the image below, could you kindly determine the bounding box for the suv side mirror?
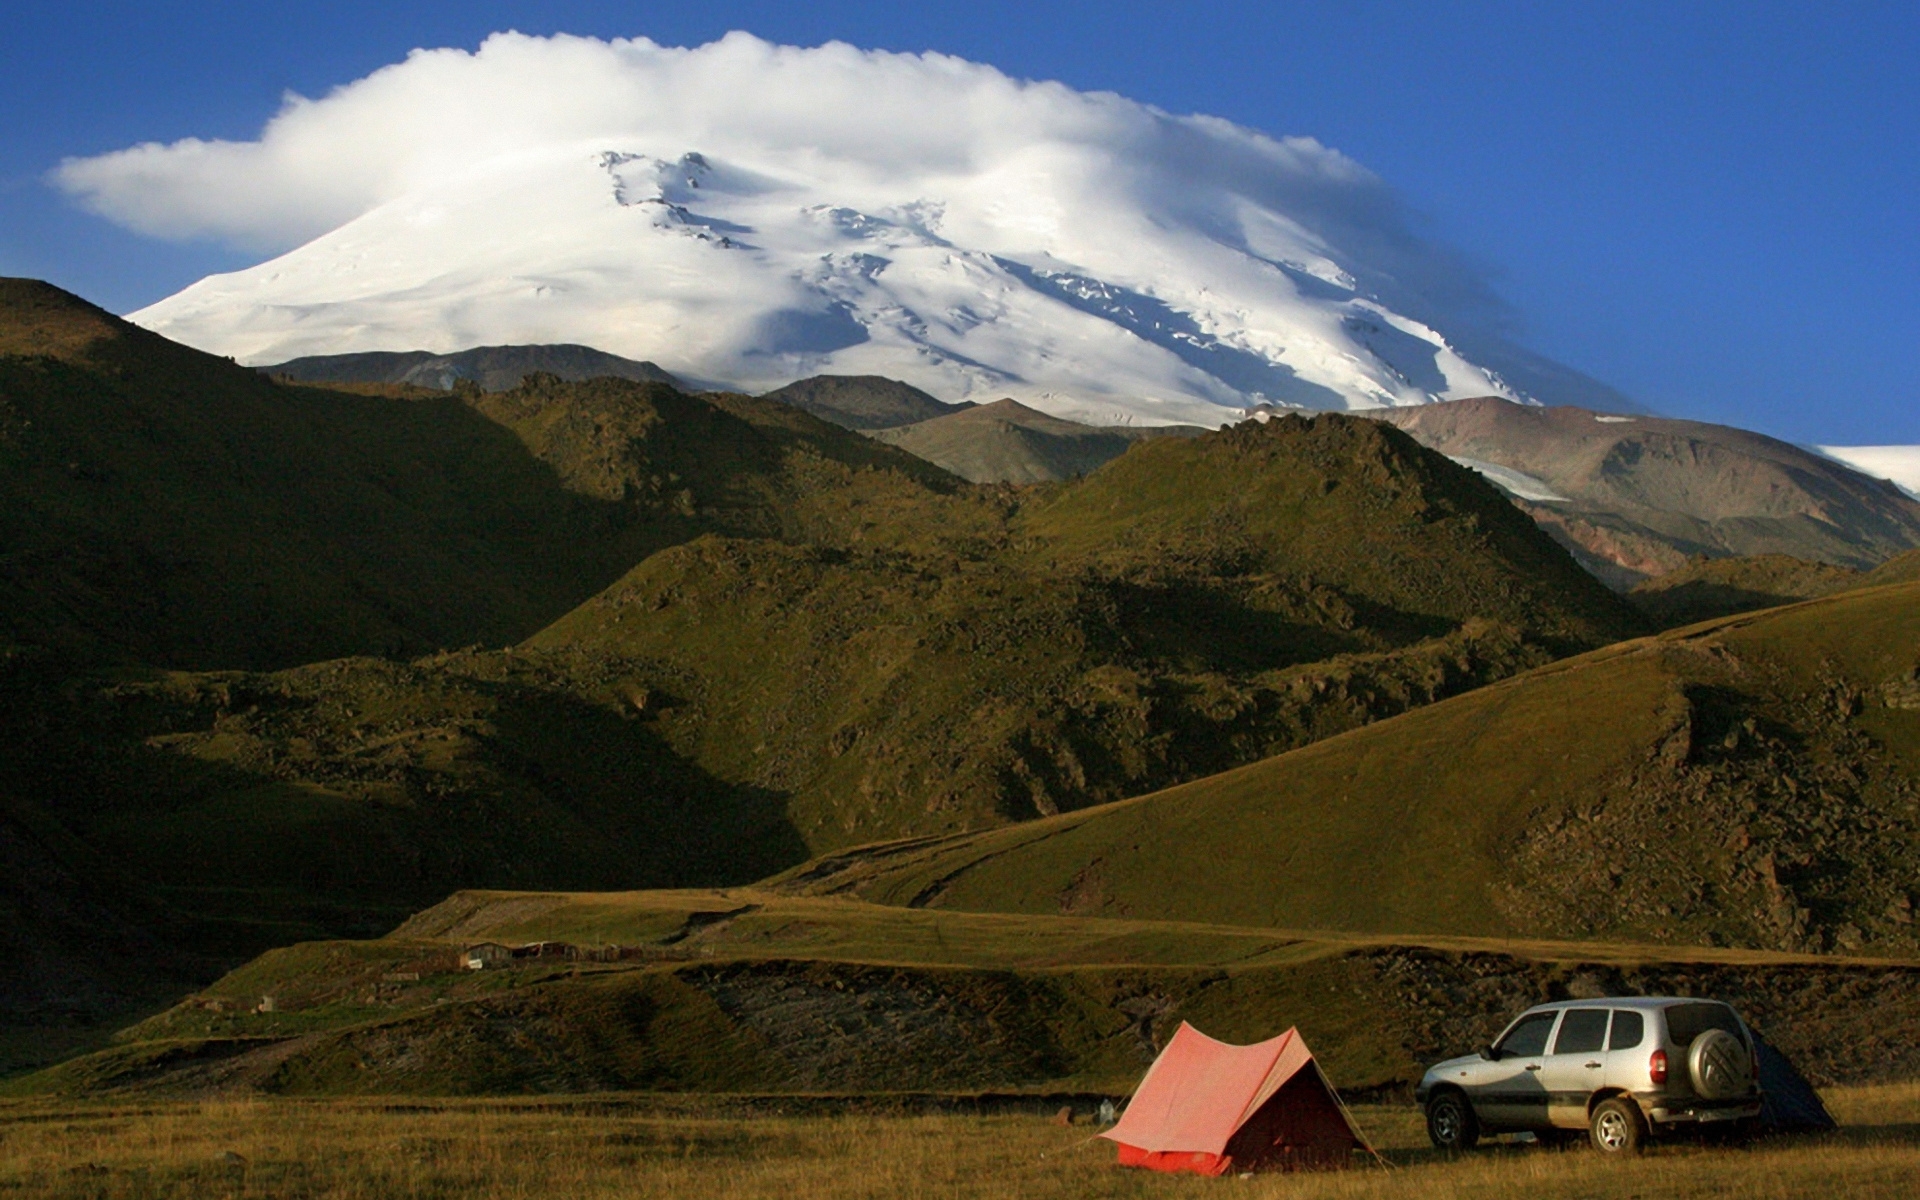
[1478,1044,1498,1061]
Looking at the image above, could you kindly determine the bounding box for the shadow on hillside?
[0,656,809,1002]
[1099,579,1367,672]
[0,359,704,671]
[479,677,810,888]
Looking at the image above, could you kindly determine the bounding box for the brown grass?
[1,1084,1913,1199]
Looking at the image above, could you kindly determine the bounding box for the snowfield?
[1446,457,1570,503]
[73,33,1636,425]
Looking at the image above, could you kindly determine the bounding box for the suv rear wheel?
[1589,1097,1646,1155]
[1426,1090,1479,1152]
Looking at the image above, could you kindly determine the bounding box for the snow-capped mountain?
[81,33,1635,426]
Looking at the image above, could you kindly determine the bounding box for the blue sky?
[3,1,1915,443]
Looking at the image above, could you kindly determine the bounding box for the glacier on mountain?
[69,32,1636,425]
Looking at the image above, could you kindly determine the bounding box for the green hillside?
[19,889,1920,1099]
[791,581,1920,957]
[0,280,965,1056]
[3,408,1638,979]
[528,413,1642,844]
[1015,414,1635,649]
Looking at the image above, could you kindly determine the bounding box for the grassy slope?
[18,889,1920,1099]
[0,388,959,965]
[1629,553,1861,627]
[788,582,1920,956]
[1860,548,1920,586]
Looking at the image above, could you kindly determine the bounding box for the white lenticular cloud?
[57,33,1371,251]
[58,31,1637,421]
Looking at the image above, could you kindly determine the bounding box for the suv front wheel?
[1426,1090,1479,1152]
[1589,1097,1646,1155]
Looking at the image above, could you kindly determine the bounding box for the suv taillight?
[1649,1049,1668,1084]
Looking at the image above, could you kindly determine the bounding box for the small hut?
[460,942,514,970]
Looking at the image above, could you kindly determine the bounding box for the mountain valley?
[0,279,1648,1072]
[3,276,1918,1113]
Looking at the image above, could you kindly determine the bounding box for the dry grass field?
[1,1084,1913,1200]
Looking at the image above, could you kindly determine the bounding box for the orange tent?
[1101,1023,1372,1175]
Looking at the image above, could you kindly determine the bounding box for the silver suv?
[1417,997,1763,1154]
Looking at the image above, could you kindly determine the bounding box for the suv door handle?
[1585,1061,1603,1069]
[1525,1064,1541,1071]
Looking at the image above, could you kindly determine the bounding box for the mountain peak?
[72,36,1640,426]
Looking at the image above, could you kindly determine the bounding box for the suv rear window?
[1609,1010,1645,1050]
[1665,1002,1742,1046]
[1552,1008,1609,1054]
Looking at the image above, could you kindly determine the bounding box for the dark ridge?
[265,344,681,392]
[869,397,1207,483]
[761,374,971,430]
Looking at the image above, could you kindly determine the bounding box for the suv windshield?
[1665,1002,1742,1045]
[1496,1012,1557,1058]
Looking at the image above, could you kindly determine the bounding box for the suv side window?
[1609,1010,1645,1050]
[1496,1012,1558,1058]
[1552,1008,1609,1054]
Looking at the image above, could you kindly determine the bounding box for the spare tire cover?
[1688,1029,1753,1099]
